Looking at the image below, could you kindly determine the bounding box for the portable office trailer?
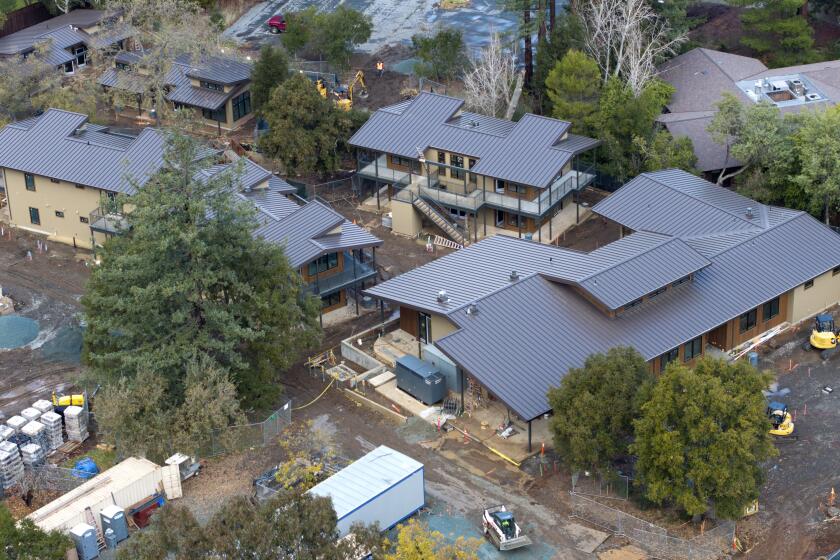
[27,457,179,534]
[395,355,446,404]
[307,445,424,537]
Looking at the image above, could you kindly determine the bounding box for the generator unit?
[70,523,99,560]
[395,355,446,404]
[100,504,129,543]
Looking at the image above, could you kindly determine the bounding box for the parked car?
[266,14,286,33]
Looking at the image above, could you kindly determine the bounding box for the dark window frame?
[805,278,815,290]
[200,80,223,91]
[672,275,690,287]
[201,106,226,122]
[648,286,667,299]
[683,336,702,362]
[54,210,64,218]
[762,297,780,322]
[79,216,89,224]
[307,252,339,276]
[28,207,40,225]
[24,173,35,191]
[50,178,60,184]
[321,291,342,309]
[468,158,478,184]
[739,308,757,333]
[231,90,251,121]
[660,347,679,372]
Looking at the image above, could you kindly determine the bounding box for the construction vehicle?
[333,71,368,111]
[767,401,795,437]
[482,505,532,551]
[52,391,84,407]
[315,78,329,99]
[802,313,839,359]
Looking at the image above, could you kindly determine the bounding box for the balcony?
[89,207,127,234]
[357,155,417,188]
[308,251,376,296]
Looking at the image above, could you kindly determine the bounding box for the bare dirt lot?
[0,229,89,420]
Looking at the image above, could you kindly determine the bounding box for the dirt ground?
[0,229,89,420]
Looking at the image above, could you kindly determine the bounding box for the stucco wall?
[4,169,102,248]
[430,314,457,341]
[391,199,422,238]
[790,269,840,323]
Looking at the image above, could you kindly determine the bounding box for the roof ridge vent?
[509,271,519,282]
[466,302,478,315]
[436,290,449,303]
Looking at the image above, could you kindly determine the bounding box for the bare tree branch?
[462,33,517,118]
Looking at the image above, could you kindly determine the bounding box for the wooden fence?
[0,3,51,39]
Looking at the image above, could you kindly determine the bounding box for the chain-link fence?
[193,400,293,459]
[571,471,630,500]
[570,492,734,560]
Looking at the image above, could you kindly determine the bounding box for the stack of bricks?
[20,442,45,468]
[20,407,41,423]
[0,441,24,488]
[39,411,64,451]
[21,421,48,454]
[32,399,54,415]
[64,406,88,442]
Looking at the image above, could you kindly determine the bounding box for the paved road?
[224,0,519,56]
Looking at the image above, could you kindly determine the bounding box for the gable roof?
[349,92,599,189]
[368,169,840,420]
[0,9,115,56]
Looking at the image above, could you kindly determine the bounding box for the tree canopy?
[729,0,815,66]
[281,6,371,70]
[82,133,321,414]
[0,503,71,560]
[117,493,385,560]
[631,358,777,519]
[412,29,466,82]
[548,347,654,472]
[259,74,367,175]
[384,518,480,560]
[546,49,601,135]
[251,44,290,112]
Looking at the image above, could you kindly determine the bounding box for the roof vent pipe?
[437,290,449,303]
[509,271,519,282]
[466,303,478,315]
[746,206,754,219]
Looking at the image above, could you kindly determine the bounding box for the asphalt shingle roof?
[368,168,840,420]
[349,92,598,189]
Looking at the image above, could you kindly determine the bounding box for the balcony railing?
[308,251,376,296]
[89,207,126,234]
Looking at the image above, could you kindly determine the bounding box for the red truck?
[266,14,286,33]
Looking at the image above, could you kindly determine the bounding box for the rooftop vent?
[436,290,449,303]
[466,302,478,315]
[467,120,479,128]
[806,92,821,101]
[746,206,754,220]
[790,79,806,96]
[509,271,520,282]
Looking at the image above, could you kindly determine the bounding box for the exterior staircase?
[412,198,467,246]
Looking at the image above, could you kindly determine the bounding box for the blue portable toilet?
[100,504,129,543]
[748,352,759,367]
[70,523,99,560]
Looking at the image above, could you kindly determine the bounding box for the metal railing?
[89,206,126,234]
[309,252,376,296]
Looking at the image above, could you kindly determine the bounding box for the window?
[763,297,780,322]
[200,80,223,91]
[116,61,132,71]
[307,252,339,276]
[450,155,465,180]
[24,173,35,191]
[202,106,226,122]
[672,275,690,287]
[55,210,64,218]
[623,298,643,311]
[74,45,87,67]
[437,151,446,165]
[321,292,342,309]
[449,208,467,219]
[79,216,89,224]
[389,155,419,172]
[495,179,506,194]
[683,336,702,362]
[495,210,505,226]
[660,347,679,372]
[507,183,525,194]
[834,266,840,276]
[62,60,74,74]
[805,278,815,290]
[739,308,757,333]
[508,214,525,227]
[75,184,85,189]
[418,312,432,343]
[28,207,40,226]
[50,178,60,184]
[231,91,251,121]
[468,158,477,184]
[648,286,667,299]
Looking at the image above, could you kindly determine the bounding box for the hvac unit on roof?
[790,79,806,96]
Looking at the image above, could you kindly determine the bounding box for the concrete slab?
[598,545,648,560]
[374,379,437,418]
[556,522,609,554]
[368,370,395,387]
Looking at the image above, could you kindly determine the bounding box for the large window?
[739,308,757,333]
[231,91,251,121]
[74,45,87,67]
[507,183,526,194]
[321,292,342,309]
[683,336,702,362]
[468,158,477,184]
[24,173,35,191]
[389,155,419,173]
[660,347,679,372]
[450,154,465,180]
[763,297,780,322]
[202,106,226,122]
[200,80,223,91]
[28,207,40,226]
[308,252,339,276]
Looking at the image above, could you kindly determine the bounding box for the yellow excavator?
[334,71,368,111]
[802,313,839,360]
[767,401,795,437]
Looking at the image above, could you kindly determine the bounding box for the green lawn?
[62,446,118,473]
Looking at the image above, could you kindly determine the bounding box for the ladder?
[412,198,466,246]
[84,506,106,550]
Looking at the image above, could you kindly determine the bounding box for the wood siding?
[300,252,345,283]
[400,306,419,338]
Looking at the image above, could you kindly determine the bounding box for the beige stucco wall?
[789,269,840,323]
[4,169,102,249]
[391,199,422,238]
[430,314,457,341]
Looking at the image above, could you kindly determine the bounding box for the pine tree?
[251,44,290,113]
[729,0,815,66]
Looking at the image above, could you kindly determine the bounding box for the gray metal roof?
[0,109,164,194]
[307,445,422,520]
[370,169,840,420]
[0,9,114,56]
[349,92,598,189]
[185,56,251,85]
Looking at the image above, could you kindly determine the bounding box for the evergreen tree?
[0,503,72,560]
[251,44,290,113]
[259,74,366,175]
[82,133,321,407]
[793,106,840,224]
[631,358,777,520]
[729,0,815,66]
[547,347,654,472]
[411,29,466,82]
[633,129,698,174]
[545,49,601,134]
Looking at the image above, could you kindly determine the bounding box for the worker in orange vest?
[376,60,384,78]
